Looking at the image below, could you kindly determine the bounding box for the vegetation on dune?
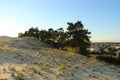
[66,21,91,54]
[96,55,120,65]
[18,21,120,65]
[0,32,120,79]
[18,21,91,54]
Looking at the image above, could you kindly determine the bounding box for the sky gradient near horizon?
[0,0,120,42]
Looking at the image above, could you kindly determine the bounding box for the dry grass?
[0,37,120,80]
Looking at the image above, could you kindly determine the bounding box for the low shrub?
[96,55,120,65]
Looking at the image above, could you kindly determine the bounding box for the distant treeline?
[18,21,91,54]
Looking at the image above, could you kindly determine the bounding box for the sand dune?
[0,36,120,80]
[0,36,15,41]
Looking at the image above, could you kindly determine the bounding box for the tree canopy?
[67,21,91,54]
[18,21,91,54]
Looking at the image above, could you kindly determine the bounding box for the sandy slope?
[0,36,120,80]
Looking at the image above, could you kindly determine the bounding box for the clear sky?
[0,0,120,42]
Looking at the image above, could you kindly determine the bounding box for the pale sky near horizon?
[0,0,120,42]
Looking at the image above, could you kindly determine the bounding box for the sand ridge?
[0,36,120,80]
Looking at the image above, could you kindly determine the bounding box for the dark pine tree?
[67,21,91,54]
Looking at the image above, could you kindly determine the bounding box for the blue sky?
[0,0,120,42]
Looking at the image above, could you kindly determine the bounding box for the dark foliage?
[67,21,91,54]
[18,21,91,53]
[96,55,120,65]
[18,27,39,39]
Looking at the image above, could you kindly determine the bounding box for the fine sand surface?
[0,36,120,80]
